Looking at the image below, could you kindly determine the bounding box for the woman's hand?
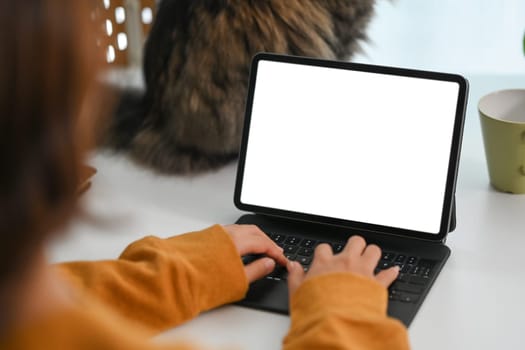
[222,224,288,283]
[287,235,399,296]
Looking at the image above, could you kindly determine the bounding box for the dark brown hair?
[0,1,101,292]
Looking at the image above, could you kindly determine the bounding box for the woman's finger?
[342,235,367,256]
[361,244,382,267]
[287,261,305,297]
[313,243,333,262]
[244,257,276,283]
[375,266,400,288]
[237,234,287,266]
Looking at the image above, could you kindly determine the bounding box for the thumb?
[375,266,400,288]
[287,261,305,298]
[244,257,275,283]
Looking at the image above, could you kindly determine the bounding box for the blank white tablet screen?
[240,60,460,234]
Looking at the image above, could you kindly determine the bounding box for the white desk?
[49,74,525,349]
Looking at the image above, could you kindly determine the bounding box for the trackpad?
[237,278,290,314]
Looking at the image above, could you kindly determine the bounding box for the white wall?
[353,0,525,74]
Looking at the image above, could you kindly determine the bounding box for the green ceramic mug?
[479,89,525,194]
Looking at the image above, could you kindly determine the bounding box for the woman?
[0,1,409,349]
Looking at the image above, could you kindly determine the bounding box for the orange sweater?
[2,225,409,349]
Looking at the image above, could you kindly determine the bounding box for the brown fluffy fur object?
[106,0,376,174]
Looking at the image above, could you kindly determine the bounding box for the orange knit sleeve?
[283,273,410,350]
[54,225,409,349]
[55,225,249,333]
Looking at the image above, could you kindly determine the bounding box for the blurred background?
[354,0,525,75]
[99,0,525,85]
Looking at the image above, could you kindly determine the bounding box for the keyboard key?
[409,276,428,285]
[395,255,407,263]
[284,245,299,254]
[377,261,392,270]
[298,256,312,265]
[301,239,317,248]
[422,267,431,278]
[391,282,424,294]
[381,252,395,261]
[389,290,419,303]
[410,265,423,275]
[285,254,296,261]
[285,236,301,245]
[407,256,418,265]
[401,264,411,273]
[272,234,285,243]
[297,247,313,256]
[418,259,436,268]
